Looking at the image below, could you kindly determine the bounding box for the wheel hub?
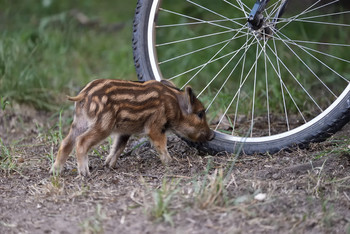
[247,0,288,40]
[247,0,270,30]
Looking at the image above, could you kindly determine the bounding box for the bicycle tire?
[132,0,350,154]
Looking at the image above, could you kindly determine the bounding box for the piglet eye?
[197,110,205,119]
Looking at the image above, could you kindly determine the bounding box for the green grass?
[314,137,350,160]
[193,168,230,209]
[80,204,107,234]
[37,109,69,144]
[0,138,17,174]
[0,96,10,110]
[0,0,136,110]
[146,178,181,226]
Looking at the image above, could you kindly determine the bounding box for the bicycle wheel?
[132,0,350,154]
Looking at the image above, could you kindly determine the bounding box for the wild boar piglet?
[50,79,214,176]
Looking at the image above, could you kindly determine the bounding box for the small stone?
[254,193,267,201]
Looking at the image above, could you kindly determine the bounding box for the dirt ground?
[0,105,350,234]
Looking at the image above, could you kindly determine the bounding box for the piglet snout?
[207,130,215,141]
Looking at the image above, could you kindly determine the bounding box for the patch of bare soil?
[1,106,350,234]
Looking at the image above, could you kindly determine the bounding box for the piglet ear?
[185,86,195,105]
[176,86,195,115]
[185,86,195,113]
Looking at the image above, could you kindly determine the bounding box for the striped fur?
[50,79,214,177]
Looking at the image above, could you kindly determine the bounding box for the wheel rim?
[146,0,350,142]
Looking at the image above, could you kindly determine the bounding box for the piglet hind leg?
[148,130,172,165]
[76,127,111,177]
[104,134,130,168]
[50,127,76,175]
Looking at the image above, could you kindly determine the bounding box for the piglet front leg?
[148,129,172,165]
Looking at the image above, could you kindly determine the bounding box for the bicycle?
[132,0,350,154]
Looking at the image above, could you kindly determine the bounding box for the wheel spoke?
[198,35,255,97]
[215,41,266,131]
[266,0,285,20]
[259,36,307,123]
[253,33,323,112]
[258,33,307,123]
[180,24,249,88]
[271,30,337,98]
[222,0,248,18]
[278,0,341,31]
[296,0,340,18]
[278,18,350,27]
[231,33,251,134]
[263,36,271,136]
[277,75,307,123]
[168,33,254,80]
[288,43,350,65]
[159,7,241,31]
[277,0,322,31]
[297,10,350,20]
[250,43,259,137]
[277,39,350,47]
[156,28,245,47]
[275,30,350,83]
[157,17,246,28]
[235,0,251,13]
[205,32,254,111]
[159,36,244,65]
[187,0,246,27]
[272,37,290,131]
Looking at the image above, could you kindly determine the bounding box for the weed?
[347,222,350,234]
[312,158,327,198]
[50,175,61,189]
[37,109,65,146]
[0,138,17,174]
[147,178,181,226]
[57,110,63,142]
[91,138,112,160]
[47,145,61,178]
[47,110,64,145]
[193,168,229,209]
[0,96,10,111]
[314,137,350,160]
[46,144,55,162]
[321,200,336,229]
[80,204,107,234]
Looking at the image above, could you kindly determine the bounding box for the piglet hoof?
[78,168,91,177]
[104,155,118,168]
[78,163,90,177]
[160,156,173,166]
